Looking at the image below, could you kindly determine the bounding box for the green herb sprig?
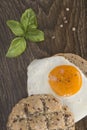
[6,8,44,58]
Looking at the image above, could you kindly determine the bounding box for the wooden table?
[0,0,87,129]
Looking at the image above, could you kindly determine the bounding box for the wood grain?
[0,0,87,130]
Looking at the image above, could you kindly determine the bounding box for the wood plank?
[0,0,87,129]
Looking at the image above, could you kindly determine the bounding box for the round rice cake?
[7,94,75,130]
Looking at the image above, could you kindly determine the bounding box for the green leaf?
[7,20,24,36]
[20,8,37,32]
[6,37,26,58]
[25,29,44,42]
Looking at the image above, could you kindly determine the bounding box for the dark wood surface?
[0,0,87,130]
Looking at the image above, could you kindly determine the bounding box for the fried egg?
[27,56,87,122]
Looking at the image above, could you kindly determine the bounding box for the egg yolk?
[48,65,82,96]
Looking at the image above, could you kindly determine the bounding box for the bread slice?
[7,94,75,130]
[56,53,87,77]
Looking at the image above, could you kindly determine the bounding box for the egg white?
[27,56,87,122]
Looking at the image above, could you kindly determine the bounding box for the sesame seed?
[52,36,55,39]
[60,24,63,28]
[64,20,68,23]
[66,8,70,11]
[63,17,66,20]
[72,27,76,31]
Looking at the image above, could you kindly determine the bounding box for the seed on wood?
[64,20,68,23]
[66,8,70,11]
[63,17,66,20]
[52,36,55,39]
[72,27,76,31]
[60,24,63,28]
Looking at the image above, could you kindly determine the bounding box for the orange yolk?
[48,65,82,96]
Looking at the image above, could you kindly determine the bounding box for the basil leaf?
[25,29,44,42]
[20,8,37,32]
[7,20,24,36]
[6,37,26,58]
